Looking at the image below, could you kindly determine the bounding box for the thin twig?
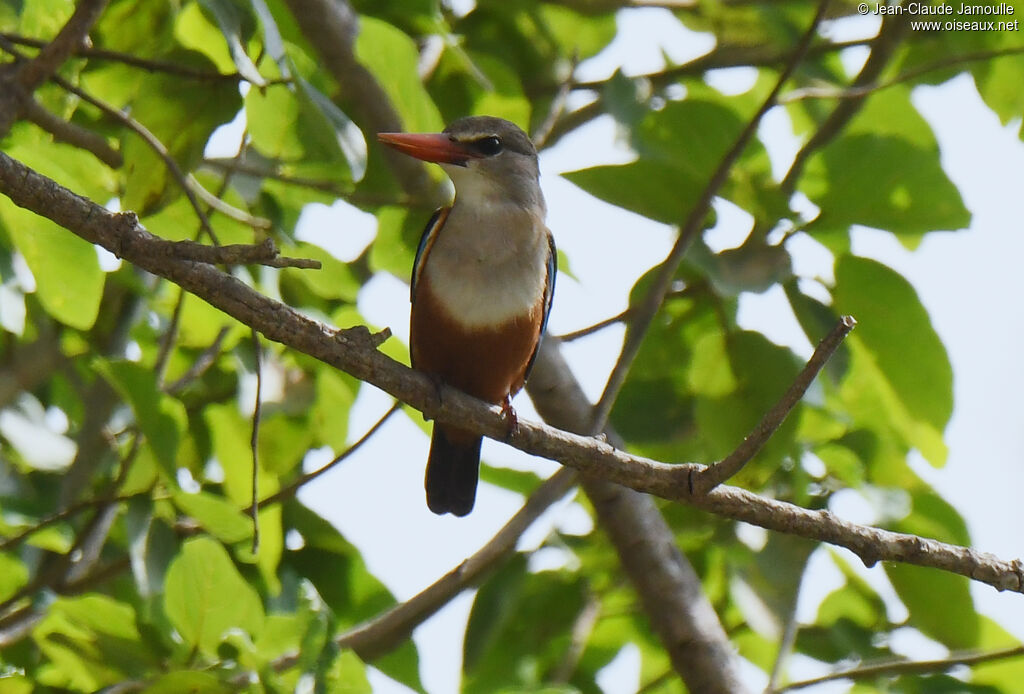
[164,326,232,394]
[556,285,699,342]
[128,237,321,269]
[588,0,833,435]
[556,308,630,342]
[777,644,1024,692]
[14,0,108,90]
[779,11,909,196]
[533,52,579,150]
[186,174,272,230]
[781,44,1024,104]
[333,467,578,661]
[541,37,872,148]
[256,468,578,674]
[22,98,122,168]
[0,31,241,80]
[154,288,187,386]
[551,590,602,683]
[693,315,856,494]
[249,329,263,553]
[0,490,152,552]
[248,401,401,513]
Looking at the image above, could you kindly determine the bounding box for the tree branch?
[0,31,241,80]
[781,44,1024,104]
[2,146,1021,602]
[334,468,578,662]
[22,97,122,168]
[693,315,856,493]
[528,339,749,693]
[127,237,321,269]
[15,0,109,90]
[776,644,1024,692]
[780,11,910,195]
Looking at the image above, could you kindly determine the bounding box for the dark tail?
[425,425,482,516]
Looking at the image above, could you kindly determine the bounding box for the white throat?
[422,172,549,329]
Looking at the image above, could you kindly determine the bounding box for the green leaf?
[283,502,424,692]
[121,68,241,214]
[832,255,952,465]
[125,499,176,599]
[562,159,693,225]
[370,205,423,280]
[142,671,232,694]
[972,616,1024,689]
[95,360,186,475]
[172,490,252,543]
[174,2,237,75]
[0,552,29,602]
[323,650,372,694]
[313,368,358,450]
[293,74,367,182]
[695,331,802,475]
[33,595,157,690]
[0,201,104,330]
[479,464,545,496]
[803,134,970,238]
[539,4,616,60]
[197,0,265,85]
[784,279,849,383]
[354,17,444,133]
[0,674,32,694]
[463,557,587,693]
[885,562,979,649]
[889,488,970,547]
[287,241,360,302]
[164,536,265,655]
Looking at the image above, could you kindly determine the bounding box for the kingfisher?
[377,116,556,517]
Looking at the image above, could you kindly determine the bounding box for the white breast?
[422,198,550,329]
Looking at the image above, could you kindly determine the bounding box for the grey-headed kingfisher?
[378,117,556,517]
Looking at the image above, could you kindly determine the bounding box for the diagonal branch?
[15,0,109,90]
[2,149,1023,595]
[528,339,749,693]
[693,315,856,493]
[780,11,910,195]
[22,98,123,167]
[335,468,578,662]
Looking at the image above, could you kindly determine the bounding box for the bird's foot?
[500,395,519,439]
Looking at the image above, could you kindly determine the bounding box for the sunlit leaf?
[164,536,265,654]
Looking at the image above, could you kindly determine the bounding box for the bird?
[377,116,556,517]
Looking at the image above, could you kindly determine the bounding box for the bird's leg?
[500,394,519,439]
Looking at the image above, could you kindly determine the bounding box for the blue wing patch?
[523,228,557,382]
[411,207,451,304]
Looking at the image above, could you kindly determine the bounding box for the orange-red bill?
[377,132,477,165]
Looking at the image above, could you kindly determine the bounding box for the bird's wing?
[523,227,557,382]
[410,206,451,304]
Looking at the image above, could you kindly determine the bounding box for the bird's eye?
[473,136,503,156]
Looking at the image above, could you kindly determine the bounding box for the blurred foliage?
[1,0,1022,691]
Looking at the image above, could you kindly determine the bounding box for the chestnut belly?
[411,279,544,404]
